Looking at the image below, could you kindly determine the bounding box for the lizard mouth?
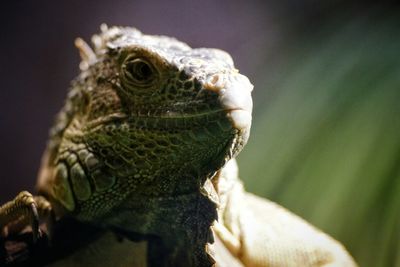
[85,107,251,133]
[85,108,227,129]
[225,108,252,131]
[203,72,253,132]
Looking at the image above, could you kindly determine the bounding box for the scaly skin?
[0,25,356,267]
[35,25,253,266]
[212,159,358,267]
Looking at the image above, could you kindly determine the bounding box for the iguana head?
[37,25,253,222]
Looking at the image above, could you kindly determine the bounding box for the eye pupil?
[123,58,157,86]
[135,61,152,80]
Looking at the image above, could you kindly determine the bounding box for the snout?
[204,72,253,132]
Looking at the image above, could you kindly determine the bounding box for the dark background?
[1,1,399,266]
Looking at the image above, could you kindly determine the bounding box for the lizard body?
[0,25,356,266]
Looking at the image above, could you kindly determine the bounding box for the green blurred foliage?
[238,11,400,267]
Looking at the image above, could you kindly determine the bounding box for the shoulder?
[238,193,357,267]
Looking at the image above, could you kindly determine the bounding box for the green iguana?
[0,25,357,267]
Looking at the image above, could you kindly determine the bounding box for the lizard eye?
[122,56,158,87]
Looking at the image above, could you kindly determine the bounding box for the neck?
[97,177,219,266]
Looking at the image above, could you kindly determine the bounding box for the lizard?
[0,25,357,267]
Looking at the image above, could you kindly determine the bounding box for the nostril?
[210,75,219,85]
[204,74,226,92]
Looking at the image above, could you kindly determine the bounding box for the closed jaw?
[204,72,253,131]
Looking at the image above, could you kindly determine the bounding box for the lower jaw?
[226,109,252,132]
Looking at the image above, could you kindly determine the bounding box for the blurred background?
[1,1,399,266]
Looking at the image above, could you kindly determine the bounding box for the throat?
[101,185,218,266]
